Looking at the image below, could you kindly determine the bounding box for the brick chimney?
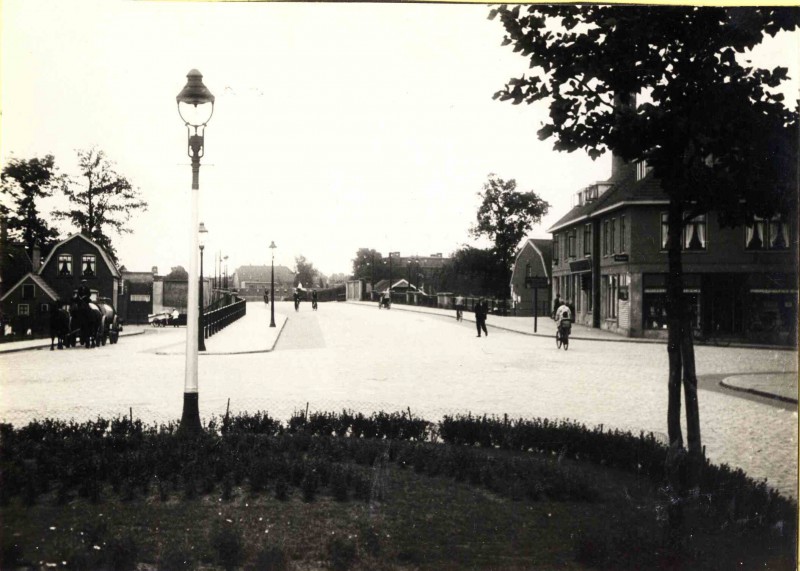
[32,243,41,271]
[610,92,637,182]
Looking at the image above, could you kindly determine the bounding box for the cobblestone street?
[1,301,796,497]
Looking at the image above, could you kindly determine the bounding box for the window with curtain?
[610,218,616,254]
[583,224,591,255]
[746,216,789,250]
[568,230,576,258]
[58,255,73,276]
[82,254,97,277]
[684,215,707,250]
[553,235,559,263]
[661,213,707,251]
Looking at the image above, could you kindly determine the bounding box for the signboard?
[525,277,549,289]
[568,259,592,273]
[613,254,629,262]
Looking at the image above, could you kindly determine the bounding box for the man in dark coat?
[475,298,488,337]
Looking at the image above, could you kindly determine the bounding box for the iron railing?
[203,297,246,339]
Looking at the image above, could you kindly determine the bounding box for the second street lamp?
[176,68,215,435]
[269,241,277,328]
[198,222,208,352]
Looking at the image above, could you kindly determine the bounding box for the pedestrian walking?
[475,298,488,337]
[293,289,301,312]
[264,291,269,305]
[311,289,318,311]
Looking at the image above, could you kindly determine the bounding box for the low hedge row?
[0,410,794,533]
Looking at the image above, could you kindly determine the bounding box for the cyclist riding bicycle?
[554,301,572,340]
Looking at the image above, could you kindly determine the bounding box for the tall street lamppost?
[198,222,208,352]
[176,69,214,435]
[269,241,277,328]
[224,255,229,290]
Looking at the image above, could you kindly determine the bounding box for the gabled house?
[510,238,553,316]
[549,157,797,344]
[1,232,121,335]
[0,273,59,335]
[38,232,121,306]
[232,265,296,300]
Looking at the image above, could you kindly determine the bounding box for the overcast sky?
[2,1,797,277]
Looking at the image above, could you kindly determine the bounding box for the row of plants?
[1,410,795,530]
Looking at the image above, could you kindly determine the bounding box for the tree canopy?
[470,174,550,297]
[53,147,147,263]
[1,155,62,256]
[294,255,318,288]
[351,248,387,284]
[491,5,797,223]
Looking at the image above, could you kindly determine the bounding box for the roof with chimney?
[547,168,667,233]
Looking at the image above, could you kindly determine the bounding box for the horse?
[96,300,119,345]
[49,303,72,350]
[70,300,104,348]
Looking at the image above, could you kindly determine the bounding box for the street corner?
[720,372,798,404]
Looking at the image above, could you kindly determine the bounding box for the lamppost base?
[179,392,202,435]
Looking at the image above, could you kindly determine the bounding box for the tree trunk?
[665,198,703,535]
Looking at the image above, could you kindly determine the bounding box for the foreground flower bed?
[0,411,796,570]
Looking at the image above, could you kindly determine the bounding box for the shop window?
[82,255,97,277]
[58,254,73,276]
[18,304,30,316]
[22,284,35,300]
[583,224,591,255]
[642,273,701,330]
[660,213,707,251]
[746,216,789,250]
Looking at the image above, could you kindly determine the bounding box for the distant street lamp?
[269,241,277,328]
[224,255,229,290]
[176,69,215,434]
[198,222,208,352]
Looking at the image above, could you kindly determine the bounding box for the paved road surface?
[1,301,796,497]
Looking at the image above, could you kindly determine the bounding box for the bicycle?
[456,307,463,322]
[312,299,318,311]
[556,320,571,350]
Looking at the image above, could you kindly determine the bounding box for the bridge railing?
[203,297,246,339]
